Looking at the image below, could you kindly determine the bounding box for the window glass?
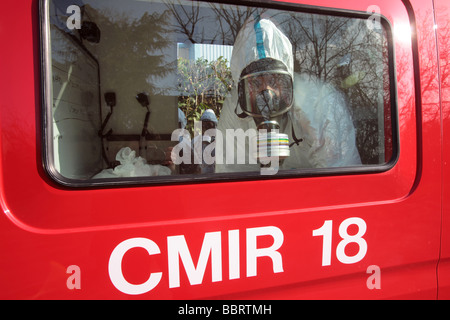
[43,0,396,185]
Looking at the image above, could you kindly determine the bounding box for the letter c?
[108,238,162,295]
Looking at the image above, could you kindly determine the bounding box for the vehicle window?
[42,0,396,186]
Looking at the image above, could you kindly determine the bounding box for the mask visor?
[238,70,293,119]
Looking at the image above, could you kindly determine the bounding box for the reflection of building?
[177,43,233,66]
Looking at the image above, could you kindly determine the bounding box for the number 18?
[312,217,368,266]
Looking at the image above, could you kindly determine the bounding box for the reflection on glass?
[44,0,395,184]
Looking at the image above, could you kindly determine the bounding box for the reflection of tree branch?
[164,1,261,45]
[209,4,259,44]
[289,15,362,80]
[165,0,203,43]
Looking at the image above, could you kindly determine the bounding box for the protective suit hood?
[230,16,294,84]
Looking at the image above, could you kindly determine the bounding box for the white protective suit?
[192,109,218,174]
[215,16,361,173]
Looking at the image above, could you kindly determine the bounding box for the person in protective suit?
[215,15,361,173]
[192,109,218,174]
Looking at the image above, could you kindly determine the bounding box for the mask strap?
[290,125,303,147]
[235,101,248,119]
[288,113,303,147]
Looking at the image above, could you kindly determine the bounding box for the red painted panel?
[435,0,450,300]
[0,0,443,299]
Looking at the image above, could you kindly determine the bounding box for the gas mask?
[237,58,293,168]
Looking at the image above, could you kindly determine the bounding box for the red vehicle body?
[0,0,449,299]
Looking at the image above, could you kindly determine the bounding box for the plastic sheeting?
[93,147,171,178]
